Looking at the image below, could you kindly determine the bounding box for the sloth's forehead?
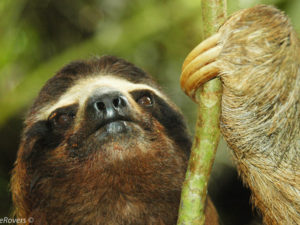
[35,75,167,121]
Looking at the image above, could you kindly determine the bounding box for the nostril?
[113,98,120,108]
[95,101,106,112]
[113,97,126,108]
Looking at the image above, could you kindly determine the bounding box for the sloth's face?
[22,58,191,165]
[12,56,191,224]
[31,75,186,162]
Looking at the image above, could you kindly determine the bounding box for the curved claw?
[180,33,222,100]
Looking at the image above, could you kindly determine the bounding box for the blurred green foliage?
[0,0,299,223]
[1,0,299,129]
[0,0,299,128]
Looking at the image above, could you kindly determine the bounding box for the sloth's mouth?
[104,120,131,134]
[93,119,134,142]
[95,117,134,135]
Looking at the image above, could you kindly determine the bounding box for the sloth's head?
[11,56,192,225]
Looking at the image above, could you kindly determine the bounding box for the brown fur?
[204,198,219,225]
[216,5,300,225]
[13,123,187,225]
[11,56,218,224]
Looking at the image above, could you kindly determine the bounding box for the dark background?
[0,0,299,224]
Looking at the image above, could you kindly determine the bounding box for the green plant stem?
[177,0,226,224]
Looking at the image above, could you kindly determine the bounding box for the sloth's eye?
[137,94,153,107]
[48,111,75,129]
[131,90,154,108]
[56,113,74,126]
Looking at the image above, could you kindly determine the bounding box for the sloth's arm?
[181,5,300,225]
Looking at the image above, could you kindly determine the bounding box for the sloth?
[12,4,299,225]
[11,56,218,225]
[181,5,300,225]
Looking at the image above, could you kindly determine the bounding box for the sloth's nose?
[94,93,127,116]
[87,88,130,122]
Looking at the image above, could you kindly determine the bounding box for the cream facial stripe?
[35,75,168,121]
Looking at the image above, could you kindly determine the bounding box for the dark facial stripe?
[151,95,192,156]
[129,89,191,156]
[23,104,79,162]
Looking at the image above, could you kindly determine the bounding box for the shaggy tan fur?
[216,5,300,225]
